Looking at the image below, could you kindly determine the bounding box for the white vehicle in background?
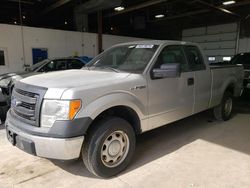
[5,40,243,178]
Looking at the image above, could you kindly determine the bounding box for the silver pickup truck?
[5,40,243,178]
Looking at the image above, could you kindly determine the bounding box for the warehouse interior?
[0,0,250,187]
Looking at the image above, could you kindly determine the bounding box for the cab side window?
[153,45,188,72]
[39,60,67,72]
[68,59,84,69]
[184,46,205,71]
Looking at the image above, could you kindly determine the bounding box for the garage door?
[182,23,238,63]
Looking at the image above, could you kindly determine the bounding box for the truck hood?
[21,69,130,89]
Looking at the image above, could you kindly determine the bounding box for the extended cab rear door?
[146,45,195,131]
[183,45,211,113]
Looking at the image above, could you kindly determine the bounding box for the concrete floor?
[0,93,250,188]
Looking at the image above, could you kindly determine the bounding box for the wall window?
[223,57,231,61]
[0,50,5,66]
[208,57,216,62]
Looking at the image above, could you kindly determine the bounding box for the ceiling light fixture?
[22,15,26,19]
[65,21,68,25]
[155,14,165,18]
[114,6,125,11]
[222,1,236,5]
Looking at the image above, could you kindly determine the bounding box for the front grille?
[10,82,47,127]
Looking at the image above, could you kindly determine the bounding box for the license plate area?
[6,126,36,155]
[6,128,16,145]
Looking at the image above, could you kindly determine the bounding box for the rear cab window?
[183,45,206,71]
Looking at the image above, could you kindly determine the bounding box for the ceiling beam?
[106,0,168,17]
[148,0,250,23]
[41,0,72,15]
[148,9,210,22]
[195,0,241,18]
[5,0,34,4]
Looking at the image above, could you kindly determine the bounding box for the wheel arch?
[77,92,147,134]
[88,105,142,135]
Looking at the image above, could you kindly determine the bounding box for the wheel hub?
[101,131,129,168]
[108,140,121,156]
[224,98,232,116]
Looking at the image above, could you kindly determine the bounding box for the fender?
[216,76,237,105]
[76,91,147,121]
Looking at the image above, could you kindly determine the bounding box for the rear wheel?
[213,91,233,121]
[82,116,136,178]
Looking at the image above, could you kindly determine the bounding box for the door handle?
[187,78,194,86]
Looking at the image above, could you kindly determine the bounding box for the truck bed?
[209,64,244,108]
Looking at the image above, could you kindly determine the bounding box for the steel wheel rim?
[224,98,232,116]
[101,130,130,168]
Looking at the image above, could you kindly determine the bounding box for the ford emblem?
[11,98,22,107]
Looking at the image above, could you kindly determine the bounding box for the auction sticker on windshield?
[136,44,154,48]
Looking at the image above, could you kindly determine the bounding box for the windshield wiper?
[88,66,126,73]
[82,66,90,71]
[102,67,120,72]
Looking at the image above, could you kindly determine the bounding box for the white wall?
[0,24,144,74]
[182,23,238,62]
[0,24,25,74]
[238,38,250,53]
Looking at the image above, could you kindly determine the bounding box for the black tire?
[0,106,6,123]
[213,91,233,121]
[82,116,136,178]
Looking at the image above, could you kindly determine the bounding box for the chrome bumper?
[6,122,84,160]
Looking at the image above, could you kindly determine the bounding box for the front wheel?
[82,117,136,178]
[213,91,233,121]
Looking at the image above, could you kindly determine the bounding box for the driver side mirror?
[152,63,180,79]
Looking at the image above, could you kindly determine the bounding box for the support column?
[97,10,103,54]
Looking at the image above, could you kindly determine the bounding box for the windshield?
[231,53,250,64]
[87,44,159,73]
[26,60,48,72]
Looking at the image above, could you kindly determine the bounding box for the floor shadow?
[0,123,5,130]
[23,91,250,178]
[52,112,216,178]
[51,159,100,179]
[235,90,250,114]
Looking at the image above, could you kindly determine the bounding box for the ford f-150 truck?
[5,40,243,178]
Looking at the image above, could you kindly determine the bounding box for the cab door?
[146,45,195,132]
[183,45,211,113]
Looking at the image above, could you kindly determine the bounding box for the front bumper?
[5,109,90,160]
[6,122,84,160]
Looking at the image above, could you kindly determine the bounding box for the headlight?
[41,99,82,128]
[0,77,12,88]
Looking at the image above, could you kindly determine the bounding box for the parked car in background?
[0,56,92,122]
[5,40,243,177]
[231,53,250,89]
